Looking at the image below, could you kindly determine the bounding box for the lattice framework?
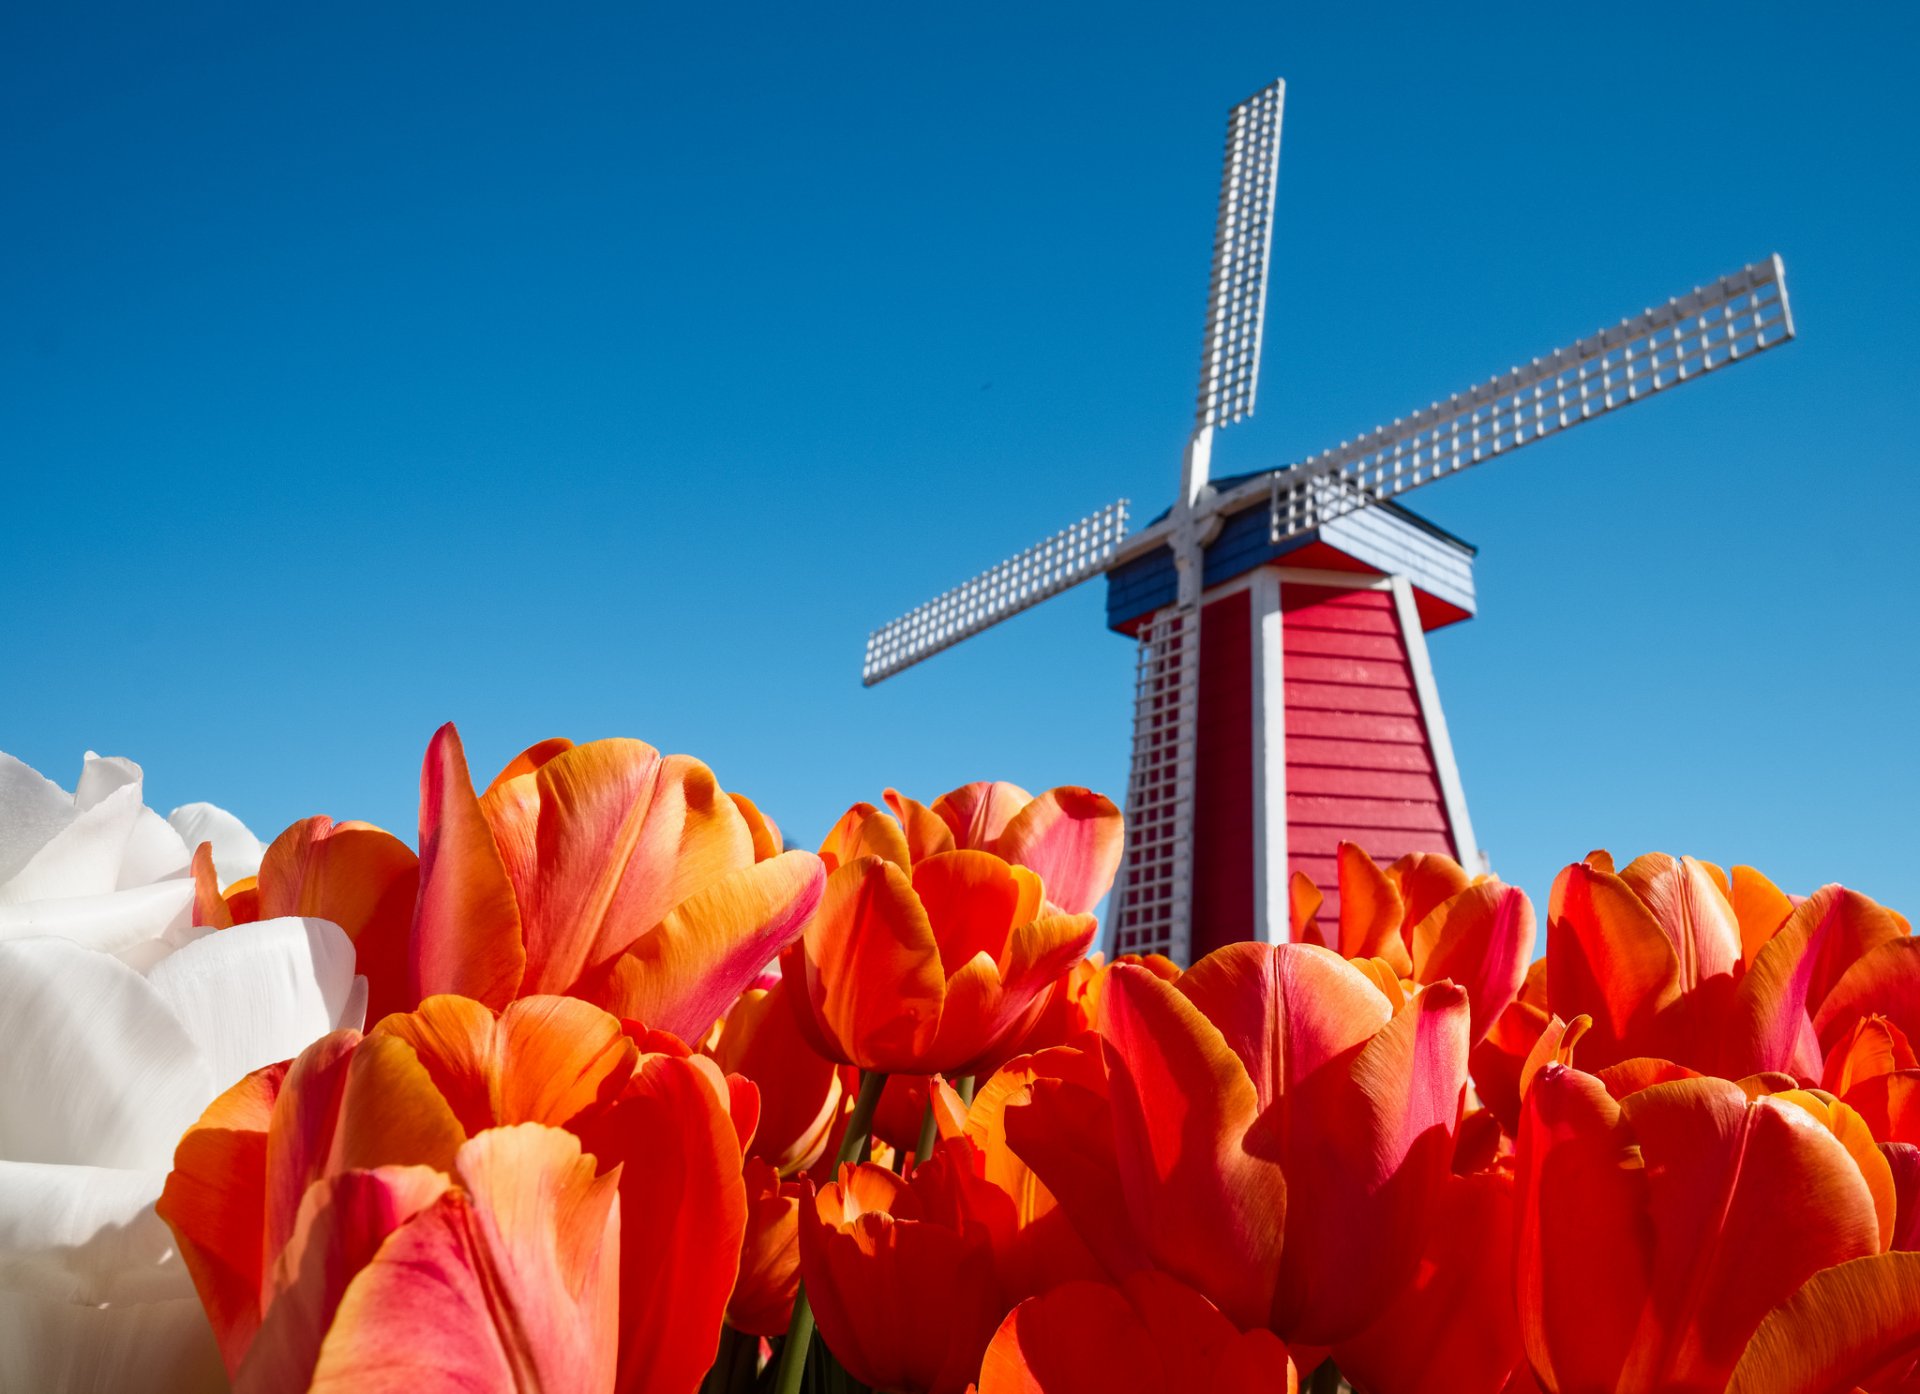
[1268,256,1794,541]
[1195,80,1285,432]
[862,500,1130,685]
[1108,606,1200,961]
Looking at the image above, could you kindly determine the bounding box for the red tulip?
[704,979,843,1176]
[1516,1064,1890,1393]
[797,1151,1006,1394]
[780,852,1096,1075]
[975,1271,1296,1393]
[159,994,748,1394]
[1289,843,1534,1048]
[728,1157,803,1337]
[1005,945,1470,1347]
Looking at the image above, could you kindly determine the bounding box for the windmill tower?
[859,78,1795,966]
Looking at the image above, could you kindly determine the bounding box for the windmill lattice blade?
[861,500,1130,686]
[1194,79,1286,432]
[1267,255,1795,543]
[1107,604,1200,963]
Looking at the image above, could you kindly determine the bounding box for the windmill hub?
[861,78,1795,967]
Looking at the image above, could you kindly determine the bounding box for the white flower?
[0,752,363,1393]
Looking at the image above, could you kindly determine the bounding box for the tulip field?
[4,725,1918,1394]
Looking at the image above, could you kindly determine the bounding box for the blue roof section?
[1105,476,1479,632]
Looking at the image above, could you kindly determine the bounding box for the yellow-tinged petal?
[818,802,911,873]
[932,781,1034,851]
[883,788,957,863]
[1726,1252,1920,1394]
[1337,843,1411,976]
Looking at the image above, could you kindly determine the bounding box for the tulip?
[1289,843,1534,1048]
[705,980,845,1176]
[1516,1064,1891,1393]
[160,993,749,1394]
[780,851,1097,1076]
[796,1150,1005,1394]
[815,781,1125,916]
[975,1271,1296,1393]
[729,1158,804,1337]
[1005,945,1470,1347]
[0,749,362,1394]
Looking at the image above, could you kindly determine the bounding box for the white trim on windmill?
[859,80,1798,965]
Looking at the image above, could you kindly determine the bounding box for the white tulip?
[0,753,365,1394]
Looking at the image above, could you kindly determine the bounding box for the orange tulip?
[1290,842,1534,1048]
[728,1157,803,1337]
[780,851,1097,1075]
[797,1151,1006,1394]
[1546,854,1907,1081]
[705,979,844,1176]
[410,723,825,1038]
[1516,1063,1891,1394]
[815,780,1124,916]
[159,994,749,1394]
[1005,945,1470,1347]
[975,1271,1296,1393]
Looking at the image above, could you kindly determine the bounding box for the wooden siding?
[1283,584,1456,926]
[1190,589,1254,960]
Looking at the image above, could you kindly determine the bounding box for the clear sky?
[5,3,1916,925]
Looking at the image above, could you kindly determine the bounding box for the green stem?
[913,1092,938,1171]
[1308,1358,1344,1394]
[957,1074,976,1106]
[772,1070,889,1394]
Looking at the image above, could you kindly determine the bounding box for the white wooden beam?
[1249,567,1289,942]
[1389,575,1486,873]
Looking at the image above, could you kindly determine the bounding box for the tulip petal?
[1816,938,1920,1058]
[1515,1065,1652,1394]
[1730,865,1795,965]
[728,1157,801,1336]
[157,1062,286,1373]
[573,1053,746,1394]
[977,1278,1156,1393]
[781,857,944,1072]
[818,803,911,873]
[932,781,1034,851]
[1616,1077,1885,1390]
[1336,843,1411,975]
[1727,885,1911,1080]
[373,995,636,1137]
[730,792,784,861]
[169,802,267,885]
[1823,1016,1919,1096]
[1617,854,1742,989]
[1410,881,1535,1047]
[589,849,824,1041]
[411,723,526,1010]
[1387,852,1473,937]
[993,787,1124,916]
[0,1289,224,1394]
[1726,1251,1920,1394]
[305,1125,621,1394]
[0,1159,183,1307]
[235,1165,451,1394]
[1546,861,1680,1069]
[485,740,755,997]
[1097,962,1287,1331]
[705,982,842,1176]
[1333,1169,1523,1394]
[258,818,421,1024]
[1288,872,1324,944]
[912,850,1023,977]
[190,843,234,929]
[882,788,957,864]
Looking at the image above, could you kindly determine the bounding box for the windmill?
[859,78,1795,966]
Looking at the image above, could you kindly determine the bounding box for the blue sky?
[4,3,1916,922]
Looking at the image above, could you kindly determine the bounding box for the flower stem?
[957,1074,976,1106]
[772,1070,889,1394]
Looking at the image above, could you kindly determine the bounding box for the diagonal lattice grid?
[1267,256,1794,543]
[862,500,1130,685]
[1195,79,1285,432]
[1108,605,1200,963]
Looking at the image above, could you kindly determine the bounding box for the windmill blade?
[861,500,1130,686]
[1194,79,1286,433]
[1265,255,1795,543]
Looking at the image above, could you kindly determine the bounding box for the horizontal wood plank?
[1284,710,1429,743]
[1287,795,1450,832]
[1286,766,1443,800]
[1284,682,1421,717]
[1286,735,1435,772]
[1284,655,1415,689]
